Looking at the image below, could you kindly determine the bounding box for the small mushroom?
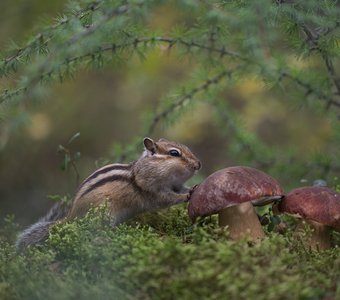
[188,166,284,241]
[274,186,340,250]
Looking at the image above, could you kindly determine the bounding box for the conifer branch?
[280,71,340,110]
[153,37,247,61]
[146,67,239,135]
[60,36,248,67]
[33,3,129,80]
[0,1,338,123]
[0,37,244,104]
[0,0,103,77]
[301,24,340,98]
[0,2,130,104]
[66,4,129,46]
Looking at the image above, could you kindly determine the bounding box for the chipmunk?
[16,137,201,250]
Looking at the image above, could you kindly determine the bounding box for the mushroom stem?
[218,202,265,241]
[295,220,331,251]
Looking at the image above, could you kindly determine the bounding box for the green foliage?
[1,0,339,111]
[0,206,339,300]
[0,0,339,185]
[0,215,20,244]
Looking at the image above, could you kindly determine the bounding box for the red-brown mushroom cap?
[277,186,340,229]
[188,166,283,221]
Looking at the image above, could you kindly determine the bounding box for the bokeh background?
[0,0,338,226]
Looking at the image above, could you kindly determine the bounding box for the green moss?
[0,206,339,300]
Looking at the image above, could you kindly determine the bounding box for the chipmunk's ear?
[143,137,156,155]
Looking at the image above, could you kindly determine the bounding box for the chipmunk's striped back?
[75,163,133,200]
[68,162,144,220]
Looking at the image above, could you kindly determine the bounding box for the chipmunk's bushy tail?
[16,201,70,251]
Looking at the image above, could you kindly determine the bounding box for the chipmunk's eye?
[169,149,181,157]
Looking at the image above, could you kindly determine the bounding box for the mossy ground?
[0,205,339,300]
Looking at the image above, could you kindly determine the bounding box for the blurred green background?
[0,0,338,226]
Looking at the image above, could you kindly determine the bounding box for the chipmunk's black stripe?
[79,164,131,189]
[79,175,131,198]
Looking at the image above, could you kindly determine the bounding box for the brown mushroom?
[274,186,340,250]
[188,166,284,241]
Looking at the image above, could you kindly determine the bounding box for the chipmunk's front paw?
[187,184,199,201]
[174,192,190,204]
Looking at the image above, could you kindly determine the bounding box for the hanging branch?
[0,3,130,105]
[269,1,340,115]
[31,3,129,79]
[0,0,103,77]
[281,71,338,105]
[0,1,338,123]
[0,37,244,105]
[301,24,340,100]
[48,36,248,67]
[280,71,340,110]
[146,67,241,136]
[66,4,129,46]
[153,37,247,61]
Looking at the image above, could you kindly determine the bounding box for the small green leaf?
[73,151,81,161]
[47,194,63,201]
[68,132,80,145]
[57,144,66,153]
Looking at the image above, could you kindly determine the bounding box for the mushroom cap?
[277,186,340,229]
[188,166,284,221]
